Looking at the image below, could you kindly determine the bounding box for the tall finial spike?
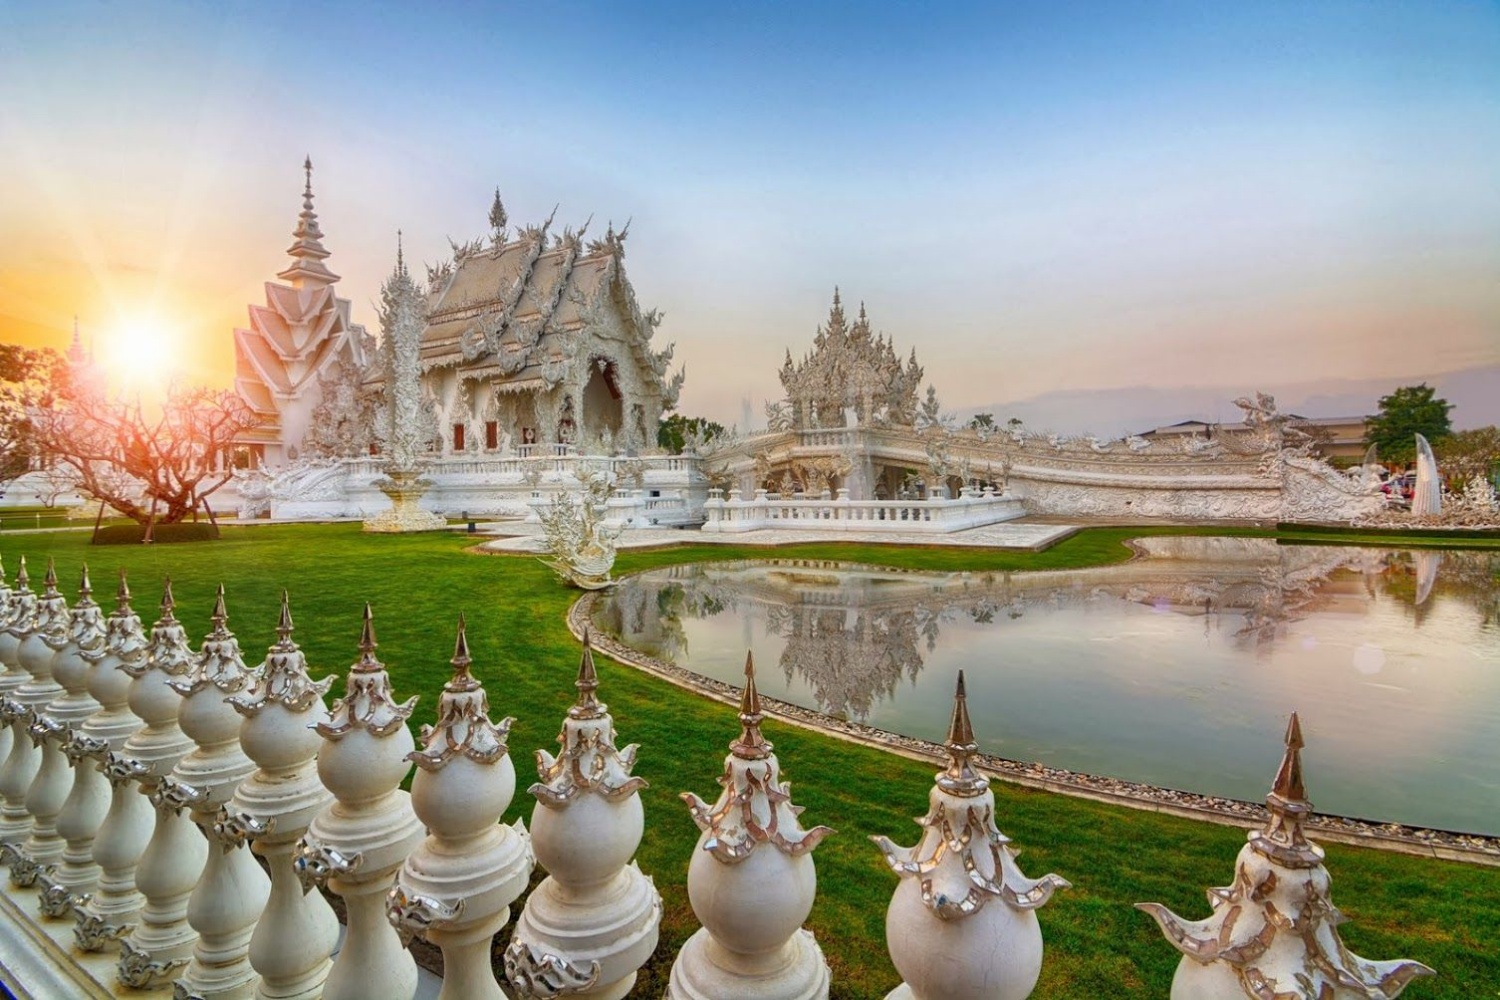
[352,602,384,673]
[15,554,27,589]
[276,590,294,642]
[115,568,130,609]
[489,187,508,235]
[570,629,603,719]
[210,583,228,628]
[160,576,175,616]
[730,650,772,760]
[303,156,313,198]
[78,563,92,598]
[396,229,405,276]
[937,670,986,795]
[1273,711,1306,803]
[444,612,479,691]
[43,557,57,592]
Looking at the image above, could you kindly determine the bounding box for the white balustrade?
[224,592,338,1000]
[389,616,533,1000]
[667,652,834,999]
[702,490,1025,534]
[0,557,39,853]
[14,560,69,884]
[297,604,424,1000]
[38,565,107,918]
[73,569,153,953]
[507,632,661,999]
[873,672,1068,1000]
[171,586,270,1000]
[117,580,208,990]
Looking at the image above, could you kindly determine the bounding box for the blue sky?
[2,0,1497,429]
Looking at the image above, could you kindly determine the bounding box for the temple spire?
[1248,710,1322,867]
[67,315,88,366]
[278,155,340,288]
[568,628,605,720]
[488,187,508,240]
[936,670,986,796]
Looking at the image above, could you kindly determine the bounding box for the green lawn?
[2,523,1496,998]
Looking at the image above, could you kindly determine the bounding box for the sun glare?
[101,316,179,390]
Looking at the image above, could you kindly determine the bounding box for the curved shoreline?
[569,578,1500,868]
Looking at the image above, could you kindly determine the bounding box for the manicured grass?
[3,523,1495,998]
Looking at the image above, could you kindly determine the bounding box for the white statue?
[536,470,621,590]
[1412,433,1442,517]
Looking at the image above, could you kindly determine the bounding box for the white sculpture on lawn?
[1412,433,1442,517]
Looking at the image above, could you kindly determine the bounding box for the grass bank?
[2,523,1495,997]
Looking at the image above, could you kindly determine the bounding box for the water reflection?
[591,537,1500,834]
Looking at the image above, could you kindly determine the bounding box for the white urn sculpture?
[73,570,155,953]
[506,631,661,1000]
[872,671,1069,1000]
[0,556,40,851]
[117,579,209,990]
[388,615,534,1000]
[13,558,70,884]
[667,652,834,1000]
[223,591,338,1000]
[38,564,108,917]
[1137,713,1436,998]
[170,585,271,1000]
[297,603,424,1000]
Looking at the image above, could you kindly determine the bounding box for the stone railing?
[0,557,1441,999]
[701,486,1026,533]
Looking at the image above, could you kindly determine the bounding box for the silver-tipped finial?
[568,629,604,720]
[729,651,772,761]
[936,670,986,796]
[447,614,479,692]
[115,568,131,610]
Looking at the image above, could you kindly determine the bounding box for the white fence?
[701,486,1026,534]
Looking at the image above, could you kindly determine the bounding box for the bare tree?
[29,380,264,540]
[0,345,66,492]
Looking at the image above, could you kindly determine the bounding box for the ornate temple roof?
[377,213,673,398]
[779,289,924,428]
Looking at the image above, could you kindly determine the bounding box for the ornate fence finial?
[728,651,770,761]
[1137,714,1436,998]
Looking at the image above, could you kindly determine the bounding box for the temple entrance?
[582,359,623,443]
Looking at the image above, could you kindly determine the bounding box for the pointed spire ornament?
[299,603,424,1000]
[489,187,508,242]
[668,650,834,999]
[508,630,660,998]
[872,672,1068,1000]
[1137,714,1436,999]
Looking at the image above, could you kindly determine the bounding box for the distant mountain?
[958,364,1500,438]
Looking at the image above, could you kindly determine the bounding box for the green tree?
[657,414,725,454]
[1365,383,1453,466]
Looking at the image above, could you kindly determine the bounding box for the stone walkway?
[476,518,1082,554]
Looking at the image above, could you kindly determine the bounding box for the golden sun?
[101,316,178,388]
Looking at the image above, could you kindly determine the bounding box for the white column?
[224,591,338,1000]
[508,632,660,1000]
[873,672,1068,1000]
[667,653,834,1000]
[297,604,423,1000]
[172,586,270,1000]
[12,559,69,883]
[0,557,38,854]
[117,580,207,990]
[73,569,154,952]
[390,615,533,1000]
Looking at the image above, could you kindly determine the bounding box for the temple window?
[485,421,498,450]
[453,423,465,452]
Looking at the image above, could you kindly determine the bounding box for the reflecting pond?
[590,537,1500,835]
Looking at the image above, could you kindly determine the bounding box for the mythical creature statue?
[536,469,622,590]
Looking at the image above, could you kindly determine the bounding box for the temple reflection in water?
[590,537,1500,835]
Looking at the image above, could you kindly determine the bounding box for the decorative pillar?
[38,564,108,917]
[388,615,533,1000]
[666,652,835,1000]
[872,671,1069,1000]
[73,569,154,953]
[223,591,338,1000]
[13,558,70,883]
[1137,714,1436,999]
[0,556,39,851]
[507,631,660,1000]
[297,604,423,1000]
[365,244,445,533]
[171,585,270,1000]
[117,579,208,991]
